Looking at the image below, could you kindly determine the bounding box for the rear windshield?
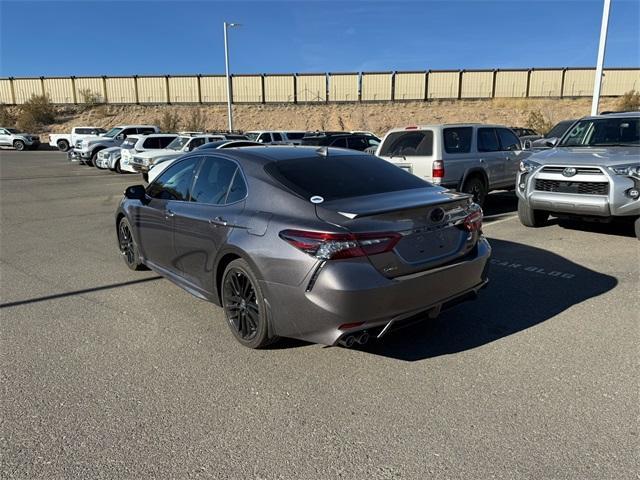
[265,154,430,202]
[379,130,434,157]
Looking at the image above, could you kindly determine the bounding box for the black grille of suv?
[535,180,609,195]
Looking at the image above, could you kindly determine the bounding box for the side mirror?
[124,185,146,200]
[522,140,532,150]
[116,133,126,141]
[544,137,558,148]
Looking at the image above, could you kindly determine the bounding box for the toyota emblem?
[562,167,577,177]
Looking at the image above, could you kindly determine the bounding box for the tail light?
[432,160,445,179]
[463,209,483,232]
[279,229,401,260]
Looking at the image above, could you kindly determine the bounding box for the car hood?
[86,136,114,145]
[529,146,640,167]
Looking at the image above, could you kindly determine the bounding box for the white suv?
[245,131,307,144]
[95,134,178,172]
[128,134,223,178]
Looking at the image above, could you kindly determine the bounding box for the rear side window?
[443,127,473,154]
[190,157,240,204]
[76,128,90,135]
[226,170,248,203]
[137,127,156,135]
[347,137,368,151]
[285,132,305,140]
[265,154,430,202]
[331,137,347,148]
[146,157,200,201]
[272,132,283,141]
[157,136,175,148]
[497,128,521,151]
[379,131,434,157]
[477,128,500,152]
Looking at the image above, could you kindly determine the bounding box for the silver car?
[377,124,531,206]
[516,112,640,238]
[116,147,491,348]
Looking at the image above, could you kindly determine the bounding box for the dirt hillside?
[9,97,623,141]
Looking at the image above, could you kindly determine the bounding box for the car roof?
[113,125,158,129]
[385,123,507,134]
[581,111,639,120]
[136,133,178,138]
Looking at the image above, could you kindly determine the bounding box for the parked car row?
[11,111,636,350]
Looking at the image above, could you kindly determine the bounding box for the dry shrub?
[0,104,15,125]
[157,110,181,132]
[184,109,205,132]
[79,88,103,106]
[17,94,56,132]
[617,90,640,111]
[525,110,553,135]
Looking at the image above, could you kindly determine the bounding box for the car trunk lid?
[315,188,478,277]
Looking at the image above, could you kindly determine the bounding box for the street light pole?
[591,0,611,116]
[223,22,239,131]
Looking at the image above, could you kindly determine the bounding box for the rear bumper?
[263,237,491,346]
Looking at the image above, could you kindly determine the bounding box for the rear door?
[0,129,10,146]
[476,128,502,188]
[137,156,201,274]
[172,155,248,293]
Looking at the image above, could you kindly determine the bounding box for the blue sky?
[1,0,638,77]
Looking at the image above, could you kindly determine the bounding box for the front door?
[476,128,503,188]
[496,128,524,187]
[137,156,201,273]
[172,155,248,294]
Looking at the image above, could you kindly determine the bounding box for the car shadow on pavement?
[355,238,618,362]
[483,191,518,218]
[0,276,162,309]
[556,218,637,239]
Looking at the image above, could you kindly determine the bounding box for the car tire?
[517,199,549,227]
[57,140,70,152]
[634,217,640,240]
[87,150,101,167]
[115,159,123,174]
[462,176,488,207]
[117,217,146,271]
[221,258,276,349]
[13,140,25,151]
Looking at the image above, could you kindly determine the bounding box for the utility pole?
[223,22,240,131]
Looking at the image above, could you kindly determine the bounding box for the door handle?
[165,209,175,218]
[209,216,228,227]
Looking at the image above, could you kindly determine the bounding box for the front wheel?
[13,140,25,151]
[462,176,488,207]
[518,199,549,227]
[222,259,275,348]
[117,217,146,271]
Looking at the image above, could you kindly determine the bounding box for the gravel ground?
[1,151,638,479]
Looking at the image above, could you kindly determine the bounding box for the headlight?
[610,164,640,176]
[519,160,541,173]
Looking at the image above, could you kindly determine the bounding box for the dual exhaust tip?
[338,331,370,348]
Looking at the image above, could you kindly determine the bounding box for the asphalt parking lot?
[1,150,638,479]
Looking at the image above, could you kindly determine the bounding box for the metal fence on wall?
[1,68,638,105]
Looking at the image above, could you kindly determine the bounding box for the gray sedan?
[115,147,491,348]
